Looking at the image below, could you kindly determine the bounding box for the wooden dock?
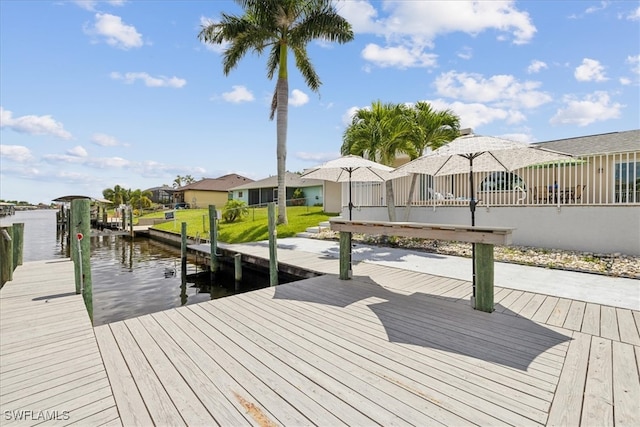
[0,260,120,426]
[1,244,639,426]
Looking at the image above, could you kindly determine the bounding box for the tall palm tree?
[403,102,460,220]
[199,0,353,224]
[342,101,416,221]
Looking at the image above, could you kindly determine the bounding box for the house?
[229,172,327,208]
[341,129,640,255]
[144,185,175,206]
[173,174,253,208]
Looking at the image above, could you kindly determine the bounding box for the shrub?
[291,188,305,206]
[222,200,249,223]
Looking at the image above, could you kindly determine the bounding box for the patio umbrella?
[300,155,396,220]
[394,134,573,297]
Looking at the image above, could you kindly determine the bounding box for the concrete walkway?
[226,237,640,311]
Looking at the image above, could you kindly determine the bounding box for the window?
[238,191,243,198]
[615,161,639,203]
[480,171,526,191]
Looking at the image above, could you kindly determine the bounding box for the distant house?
[144,185,175,205]
[174,174,253,208]
[229,172,324,207]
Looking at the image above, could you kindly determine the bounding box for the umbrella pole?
[348,171,353,221]
[469,157,476,301]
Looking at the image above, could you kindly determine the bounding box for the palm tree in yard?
[341,101,416,221]
[403,102,460,220]
[199,0,354,224]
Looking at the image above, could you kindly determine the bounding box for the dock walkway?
[1,239,639,426]
[0,260,120,426]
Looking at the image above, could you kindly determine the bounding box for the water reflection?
[2,210,293,326]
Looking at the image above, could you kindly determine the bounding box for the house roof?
[532,129,639,156]
[177,174,253,192]
[144,185,175,193]
[229,172,323,191]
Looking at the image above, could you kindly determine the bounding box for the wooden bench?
[329,219,514,313]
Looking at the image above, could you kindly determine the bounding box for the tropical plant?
[198,0,354,225]
[129,189,153,214]
[342,101,416,221]
[291,188,305,206]
[222,199,249,223]
[102,185,127,205]
[402,102,460,220]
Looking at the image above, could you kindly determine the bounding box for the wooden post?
[11,222,24,269]
[181,222,187,275]
[474,243,494,313]
[339,231,352,280]
[121,208,127,231]
[234,253,242,291]
[268,202,278,287]
[208,205,218,272]
[71,199,93,322]
[0,226,13,286]
[129,208,134,238]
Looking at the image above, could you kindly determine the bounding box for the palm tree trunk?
[404,173,418,221]
[385,180,396,222]
[276,76,289,225]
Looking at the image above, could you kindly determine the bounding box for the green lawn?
[147,206,337,243]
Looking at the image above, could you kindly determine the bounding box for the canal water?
[1,210,280,325]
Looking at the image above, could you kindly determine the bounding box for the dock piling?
[71,198,93,322]
[0,226,13,286]
[208,205,219,273]
[268,202,278,287]
[234,253,242,291]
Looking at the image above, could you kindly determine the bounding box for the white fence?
[344,152,640,209]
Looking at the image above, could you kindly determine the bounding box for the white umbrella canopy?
[397,135,573,177]
[394,134,573,300]
[301,155,398,219]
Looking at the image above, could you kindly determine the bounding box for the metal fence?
[344,152,639,208]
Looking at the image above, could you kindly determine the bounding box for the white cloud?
[457,46,473,60]
[585,1,608,14]
[85,156,131,168]
[296,152,340,163]
[574,58,608,82]
[625,5,640,20]
[361,44,437,68]
[527,60,548,74]
[85,13,143,50]
[0,107,72,139]
[289,89,309,107]
[627,55,640,75]
[67,146,88,157]
[342,106,361,126]
[434,71,552,109]
[221,85,254,103]
[73,0,126,11]
[340,1,536,70]
[91,133,123,147]
[0,145,34,162]
[199,16,229,53]
[619,77,632,85]
[42,154,86,164]
[428,98,526,131]
[550,91,622,126]
[110,72,186,88]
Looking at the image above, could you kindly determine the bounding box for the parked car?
[174,203,189,209]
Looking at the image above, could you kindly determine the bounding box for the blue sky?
[1,0,638,204]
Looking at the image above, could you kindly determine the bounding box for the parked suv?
[174,202,189,209]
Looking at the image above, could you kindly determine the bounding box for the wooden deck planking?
[563,300,587,331]
[242,288,564,412]
[616,308,640,346]
[601,306,621,341]
[0,260,120,427]
[612,341,640,426]
[581,303,601,336]
[228,290,544,424]
[3,244,639,426]
[581,336,614,426]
